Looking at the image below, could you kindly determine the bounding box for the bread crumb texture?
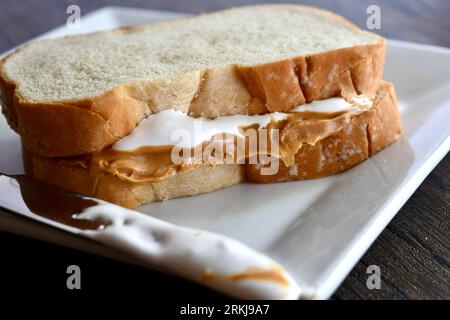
[3,5,378,102]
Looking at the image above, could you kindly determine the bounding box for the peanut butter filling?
[79,103,372,183]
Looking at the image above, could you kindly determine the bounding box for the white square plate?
[0,7,449,299]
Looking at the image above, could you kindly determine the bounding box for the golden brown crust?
[1,5,385,157]
[366,84,403,155]
[23,145,245,209]
[245,81,402,182]
[23,82,402,209]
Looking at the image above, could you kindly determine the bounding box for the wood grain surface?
[0,0,448,300]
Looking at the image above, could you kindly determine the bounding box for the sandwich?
[0,4,403,208]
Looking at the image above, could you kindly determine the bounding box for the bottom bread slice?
[23,81,402,209]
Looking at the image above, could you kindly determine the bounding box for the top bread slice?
[0,4,386,157]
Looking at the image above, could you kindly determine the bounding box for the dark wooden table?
[0,0,448,300]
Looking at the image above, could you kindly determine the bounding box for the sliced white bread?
[1,4,385,157]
